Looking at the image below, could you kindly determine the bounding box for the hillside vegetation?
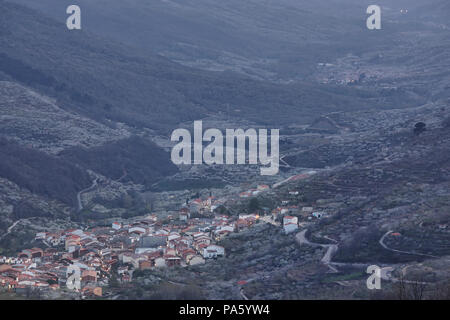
[60,136,178,187]
[0,1,421,133]
[0,138,91,206]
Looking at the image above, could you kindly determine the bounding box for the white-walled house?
[112,222,122,230]
[283,216,298,234]
[168,233,181,242]
[283,223,298,234]
[215,225,234,234]
[283,216,298,225]
[128,226,146,235]
[154,257,166,268]
[35,232,47,240]
[202,245,225,259]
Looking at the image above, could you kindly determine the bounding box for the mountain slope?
[0,81,130,154]
[13,0,385,79]
[60,136,179,187]
[0,137,91,207]
[0,1,426,133]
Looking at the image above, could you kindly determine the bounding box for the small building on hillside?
[283,216,298,234]
[312,212,325,219]
[202,245,225,259]
[112,222,122,230]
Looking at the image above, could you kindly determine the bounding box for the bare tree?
[394,274,408,300]
[393,274,427,300]
[409,277,427,300]
[428,280,450,300]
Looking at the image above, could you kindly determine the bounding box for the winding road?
[296,229,438,285]
[379,230,439,259]
[295,229,339,273]
[77,177,98,212]
[236,226,439,299]
[239,288,249,300]
[0,218,27,240]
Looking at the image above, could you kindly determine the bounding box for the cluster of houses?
[0,199,265,296]
[188,195,223,214]
[0,183,330,298]
[0,246,105,297]
[270,192,329,234]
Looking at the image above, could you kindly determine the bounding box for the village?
[0,177,328,299]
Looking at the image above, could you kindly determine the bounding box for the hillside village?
[2,101,449,299]
[0,175,333,299]
[0,0,449,303]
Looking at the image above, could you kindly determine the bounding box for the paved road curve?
[379,230,438,259]
[77,177,98,212]
[296,229,339,273]
[0,219,28,240]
